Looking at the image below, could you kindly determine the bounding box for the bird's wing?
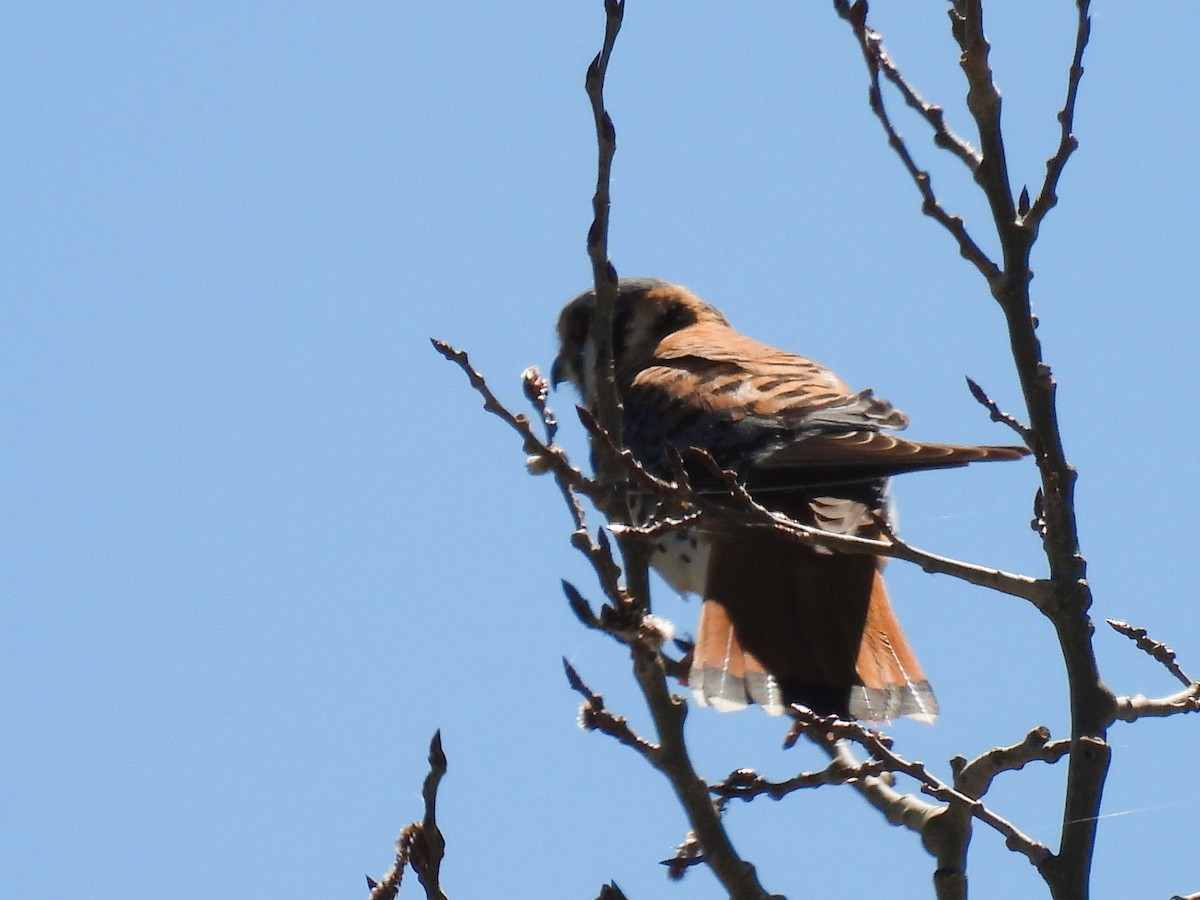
[624,321,1026,481]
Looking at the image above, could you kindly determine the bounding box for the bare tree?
[385,2,1199,898]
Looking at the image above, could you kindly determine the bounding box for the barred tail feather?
[691,532,938,724]
[690,599,787,715]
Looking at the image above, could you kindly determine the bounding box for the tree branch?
[564,658,661,763]
[788,707,1051,869]
[1111,685,1200,723]
[823,2,1110,893]
[370,732,450,900]
[564,653,779,899]
[952,726,1072,800]
[584,0,626,486]
[1106,618,1200,722]
[966,376,1035,444]
[553,10,779,896]
[431,341,596,530]
[1024,1,1091,237]
[1105,618,1195,688]
[710,757,896,803]
[833,0,1000,283]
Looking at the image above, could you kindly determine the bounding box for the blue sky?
[4,3,1198,898]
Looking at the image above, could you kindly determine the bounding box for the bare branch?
[431,341,596,531]
[1025,1,1092,236]
[568,643,777,898]
[948,0,1019,248]
[431,343,653,647]
[366,845,406,900]
[711,758,895,803]
[1112,684,1200,723]
[837,1,981,171]
[584,0,626,476]
[564,658,660,763]
[936,4,1113,891]
[966,376,1035,444]
[582,527,627,604]
[554,393,1045,613]
[577,406,688,504]
[410,732,450,900]
[953,726,1072,799]
[661,832,703,881]
[372,732,450,900]
[869,513,1049,607]
[1105,619,1200,722]
[623,496,1048,607]
[439,129,772,898]
[631,643,779,898]
[521,365,558,445]
[1106,618,1195,687]
[833,0,1000,283]
[789,707,1051,868]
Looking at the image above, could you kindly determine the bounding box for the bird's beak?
[549,354,567,389]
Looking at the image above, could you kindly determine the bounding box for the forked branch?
[828,3,1138,897]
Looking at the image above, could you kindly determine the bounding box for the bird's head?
[551,278,726,404]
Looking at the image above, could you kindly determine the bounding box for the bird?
[551,278,1029,723]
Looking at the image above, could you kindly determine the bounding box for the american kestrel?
[552,278,1028,723]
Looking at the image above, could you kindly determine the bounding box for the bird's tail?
[688,530,938,723]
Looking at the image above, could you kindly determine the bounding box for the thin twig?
[1025,0,1092,236]
[431,340,596,530]
[842,1,980,171]
[596,883,631,900]
[577,406,690,503]
[521,365,558,445]
[711,758,896,803]
[948,1,1019,253]
[833,0,1000,284]
[953,726,1072,799]
[372,733,451,900]
[817,731,941,828]
[585,0,626,477]
[1106,619,1194,687]
[966,376,1035,444]
[789,707,1051,867]
[564,658,660,763]
[411,732,450,900]
[661,832,704,881]
[1111,683,1200,723]
[1105,615,1200,720]
[366,839,407,900]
